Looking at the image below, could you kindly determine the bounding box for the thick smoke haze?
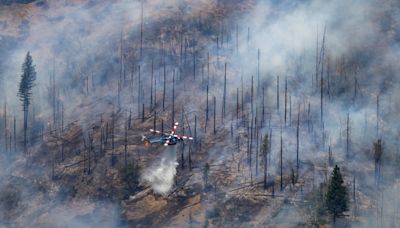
[227,0,400,155]
[0,0,214,122]
[227,0,400,226]
[0,0,399,226]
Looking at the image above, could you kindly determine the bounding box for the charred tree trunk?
[111,112,116,166]
[181,119,185,170]
[263,134,268,190]
[105,122,109,145]
[213,96,216,134]
[140,0,143,59]
[284,77,287,126]
[280,124,283,191]
[125,122,128,171]
[180,32,183,66]
[3,102,7,152]
[205,85,209,131]
[222,63,227,119]
[236,88,239,123]
[188,145,192,170]
[327,55,331,100]
[255,119,259,176]
[320,27,326,125]
[315,29,319,92]
[201,63,204,84]
[88,132,92,174]
[150,60,154,110]
[250,116,253,185]
[377,95,379,138]
[142,103,145,122]
[163,63,166,111]
[193,52,196,80]
[221,24,224,48]
[277,76,280,112]
[172,70,175,126]
[262,87,265,127]
[374,139,383,186]
[207,52,210,85]
[153,110,156,131]
[194,115,197,144]
[296,103,300,178]
[236,24,239,54]
[100,121,104,156]
[138,65,141,117]
[23,104,28,153]
[257,48,260,95]
[321,68,324,125]
[241,76,244,120]
[346,113,350,159]
[13,116,16,152]
[128,109,132,129]
[154,78,157,108]
[61,103,64,161]
[307,102,311,132]
[251,76,254,121]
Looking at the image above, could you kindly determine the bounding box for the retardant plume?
[141,146,178,195]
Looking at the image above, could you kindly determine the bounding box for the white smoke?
[141,147,178,195]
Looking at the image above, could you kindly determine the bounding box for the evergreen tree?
[261,134,269,189]
[326,165,348,224]
[18,52,36,153]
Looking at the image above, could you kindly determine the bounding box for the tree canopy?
[18,51,36,111]
[326,165,348,221]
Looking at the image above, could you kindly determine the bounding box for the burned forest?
[1,0,400,227]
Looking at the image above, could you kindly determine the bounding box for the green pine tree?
[18,52,36,153]
[326,165,348,224]
[261,134,269,189]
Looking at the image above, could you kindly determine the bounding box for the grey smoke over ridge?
[184,0,400,226]
[0,0,215,122]
[218,0,400,148]
[141,146,178,195]
[0,0,400,226]
[179,0,389,180]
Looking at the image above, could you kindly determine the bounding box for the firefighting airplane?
[142,122,193,146]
